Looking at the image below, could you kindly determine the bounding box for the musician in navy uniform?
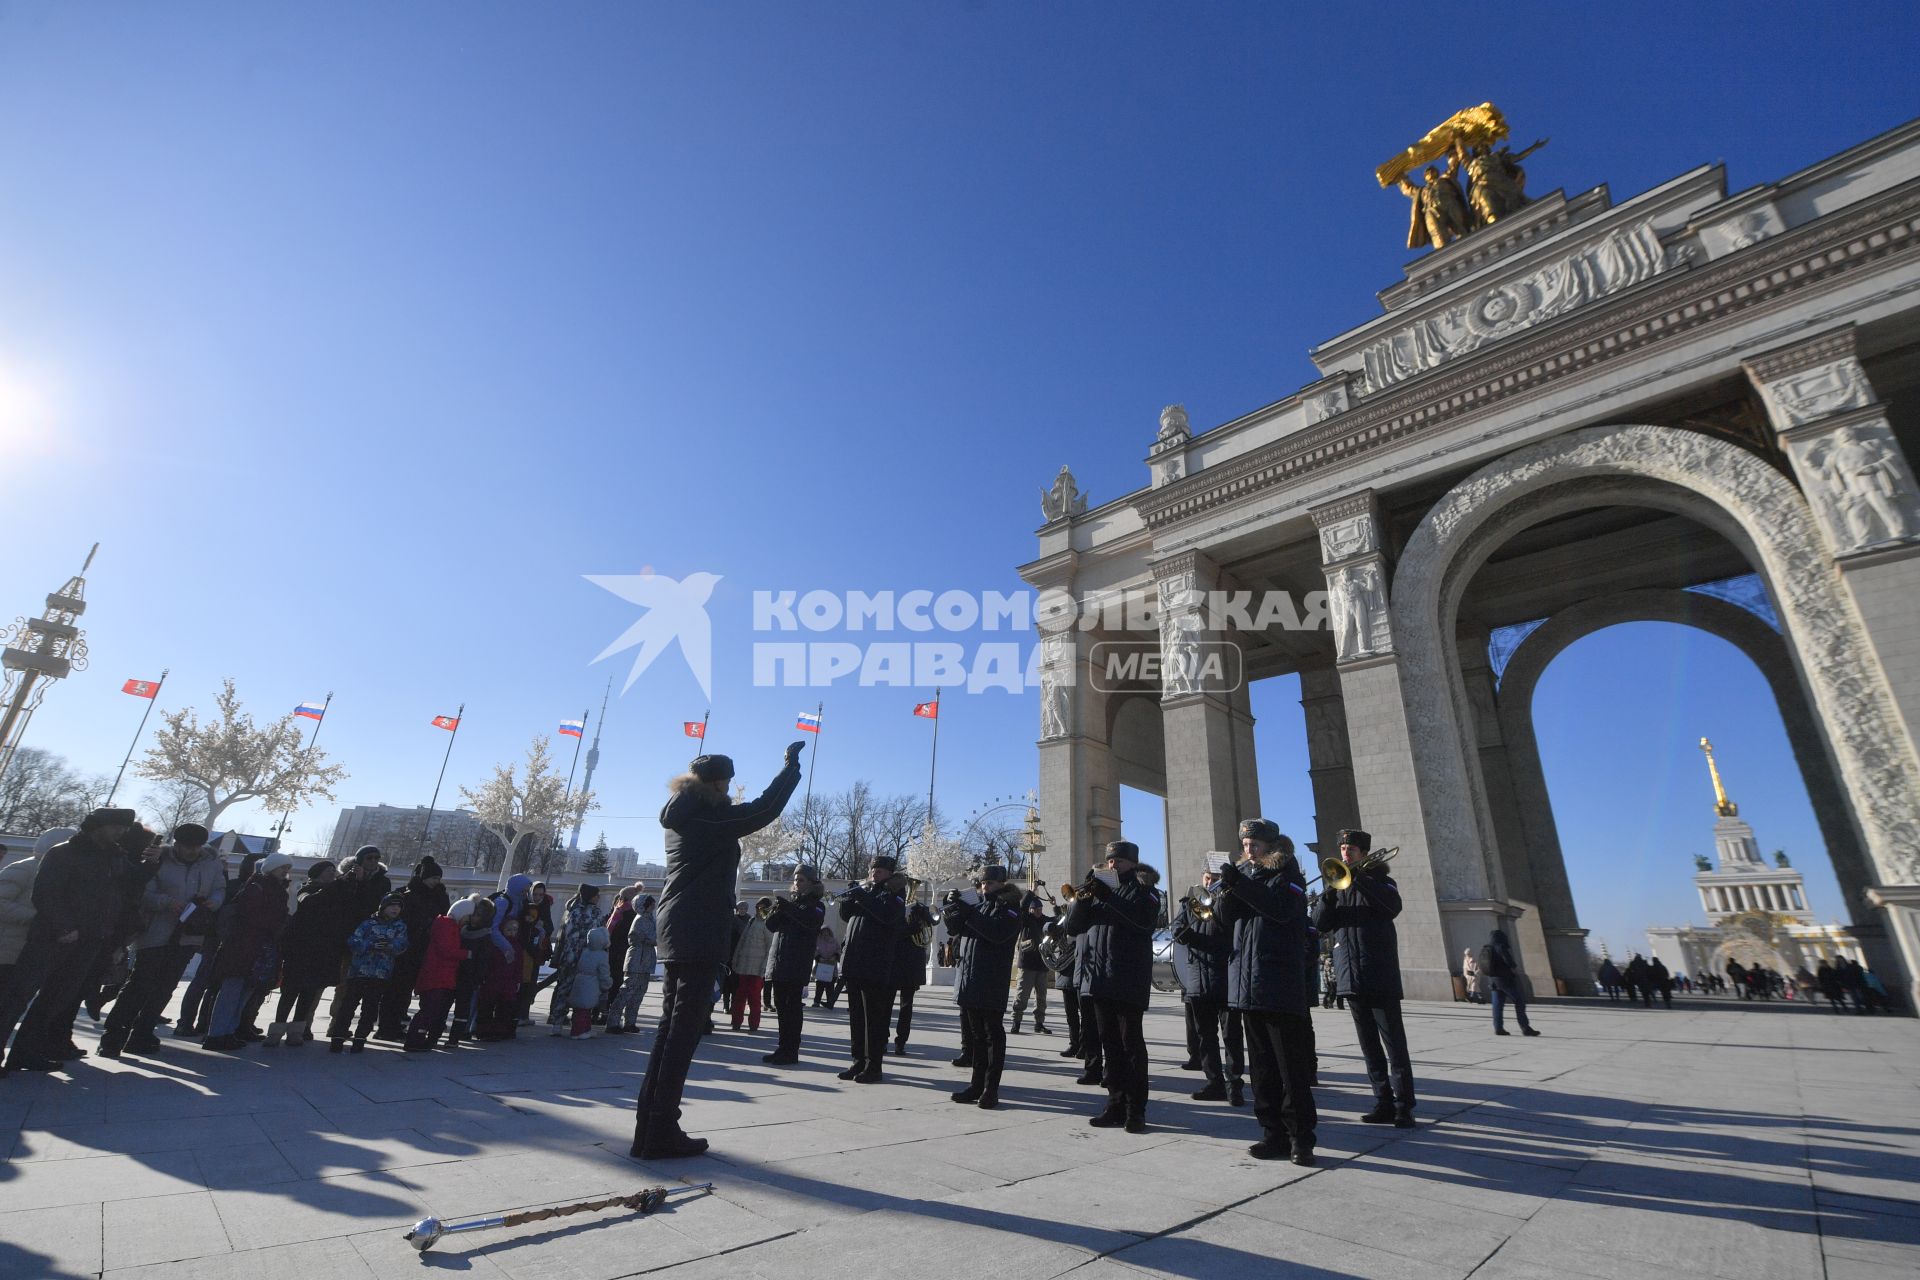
[1065,840,1161,1133]
[1215,818,1318,1164]
[1313,828,1416,1128]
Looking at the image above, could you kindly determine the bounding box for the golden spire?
[1700,737,1738,817]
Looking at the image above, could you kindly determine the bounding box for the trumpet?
[1312,845,1400,893]
[1179,886,1217,922]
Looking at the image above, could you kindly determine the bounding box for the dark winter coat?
[655,761,802,965]
[208,874,292,982]
[1171,900,1232,1006]
[606,899,635,982]
[396,874,449,967]
[765,891,828,986]
[29,830,128,948]
[945,886,1023,1012]
[345,915,410,981]
[1064,871,1160,1010]
[279,877,381,990]
[891,902,935,991]
[1016,901,1050,973]
[1313,867,1404,1000]
[837,879,907,987]
[1215,860,1311,1016]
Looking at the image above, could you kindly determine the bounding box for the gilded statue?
[1398,153,1472,251]
[1378,103,1547,251]
[1458,136,1549,227]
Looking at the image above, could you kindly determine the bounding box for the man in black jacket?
[1065,840,1161,1133]
[1217,819,1317,1165]
[890,895,935,1055]
[1313,827,1416,1128]
[761,865,827,1065]
[836,855,906,1083]
[630,743,803,1159]
[1171,863,1245,1107]
[1009,892,1052,1035]
[942,865,1023,1107]
[0,808,141,1073]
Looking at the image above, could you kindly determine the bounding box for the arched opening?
[1385,423,1920,1000]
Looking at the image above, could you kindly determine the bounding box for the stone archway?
[1388,422,1920,991]
[1488,586,1874,990]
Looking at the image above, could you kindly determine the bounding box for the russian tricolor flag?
[559,719,585,738]
[796,711,822,734]
[294,701,326,721]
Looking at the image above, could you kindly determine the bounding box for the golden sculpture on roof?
[1379,103,1548,251]
[1699,737,1739,817]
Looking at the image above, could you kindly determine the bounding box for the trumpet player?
[761,866,827,1066]
[1314,828,1416,1129]
[941,865,1024,1107]
[1215,819,1317,1165]
[1170,867,1245,1108]
[1010,890,1054,1035]
[1065,840,1162,1133]
[835,856,907,1083]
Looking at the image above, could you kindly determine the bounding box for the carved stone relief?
[1328,560,1391,661]
[1697,202,1786,259]
[1317,513,1377,564]
[1758,358,1875,428]
[1307,382,1351,425]
[1358,219,1673,395]
[1798,422,1920,552]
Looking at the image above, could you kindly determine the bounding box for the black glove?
[1217,861,1245,885]
[785,740,807,765]
[1086,875,1115,902]
[1172,925,1197,947]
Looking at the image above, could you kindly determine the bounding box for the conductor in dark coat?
[631,743,804,1160]
[1065,840,1161,1133]
[1313,827,1416,1126]
[1216,819,1318,1164]
[836,855,907,1083]
[942,865,1023,1108]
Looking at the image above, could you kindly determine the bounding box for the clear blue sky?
[1,4,1911,954]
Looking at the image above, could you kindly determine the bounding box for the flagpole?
[800,701,822,861]
[551,707,588,876]
[417,702,464,857]
[698,709,710,752]
[925,688,941,830]
[105,668,168,805]
[273,690,331,853]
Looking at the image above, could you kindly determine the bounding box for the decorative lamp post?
[0,544,97,782]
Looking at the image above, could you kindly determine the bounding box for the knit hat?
[690,754,735,782]
[260,852,295,877]
[1337,828,1372,852]
[449,898,477,924]
[353,844,382,863]
[380,892,406,911]
[1104,840,1140,862]
[413,855,444,882]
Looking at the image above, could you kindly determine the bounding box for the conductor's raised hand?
[784,740,807,765]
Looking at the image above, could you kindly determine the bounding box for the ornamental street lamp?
[0,543,96,782]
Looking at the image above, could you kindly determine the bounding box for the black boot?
[1124,1103,1148,1135]
[951,1061,986,1104]
[1088,1097,1126,1128]
[1011,1011,1024,1035]
[1249,1132,1291,1160]
[836,1062,865,1081]
[1075,1067,1104,1087]
[1033,1021,1051,1035]
[1229,1079,1246,1108]
[1359,1102,1395,1124]
[97,1028,129,1060]
[951,1052,974,1068]
[1059,1041,1080,1058]
[1191,1079,1227,1102]
[979,1063,1002,1110]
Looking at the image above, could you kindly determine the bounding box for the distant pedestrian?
[566,927,611,1038]
[1482,930,1539,1037]
[329,893,408,1053]
[606,896,657,1034]
[1461,947,1483,1003]
[1596,958,1622,1001]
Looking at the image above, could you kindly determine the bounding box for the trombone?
[1308,845,1400,893]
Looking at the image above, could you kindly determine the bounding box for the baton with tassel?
[404,1183,714,1253]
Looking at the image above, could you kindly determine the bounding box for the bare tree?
[136,679,346,828]
[140,775,206,835]
[0,747,106,834]
[462,735,596,886]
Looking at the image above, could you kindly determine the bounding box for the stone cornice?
[1148,549,1214,586]
[1741,324,1858,384]
[1136,179,1920,533]
[1777,401,1889,443]
[1309,490,1378,528]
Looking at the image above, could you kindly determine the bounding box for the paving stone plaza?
[2,994,1916,1279]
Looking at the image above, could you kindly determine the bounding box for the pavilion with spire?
[1645,737,1864,982]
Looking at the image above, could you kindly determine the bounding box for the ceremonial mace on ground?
[404,1184,715,1253]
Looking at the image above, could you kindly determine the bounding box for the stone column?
[1153,551,1258,892]
[1314,491,1460,1001]
[1744,328,1920,753]
[1745,326,1920,1002]
[1460,632,1556,995]
[1299,663,1359,859]
[1036,627,1120,889]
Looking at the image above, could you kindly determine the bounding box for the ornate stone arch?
[1391,423,1920,909]
[1495,586,1874,929]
